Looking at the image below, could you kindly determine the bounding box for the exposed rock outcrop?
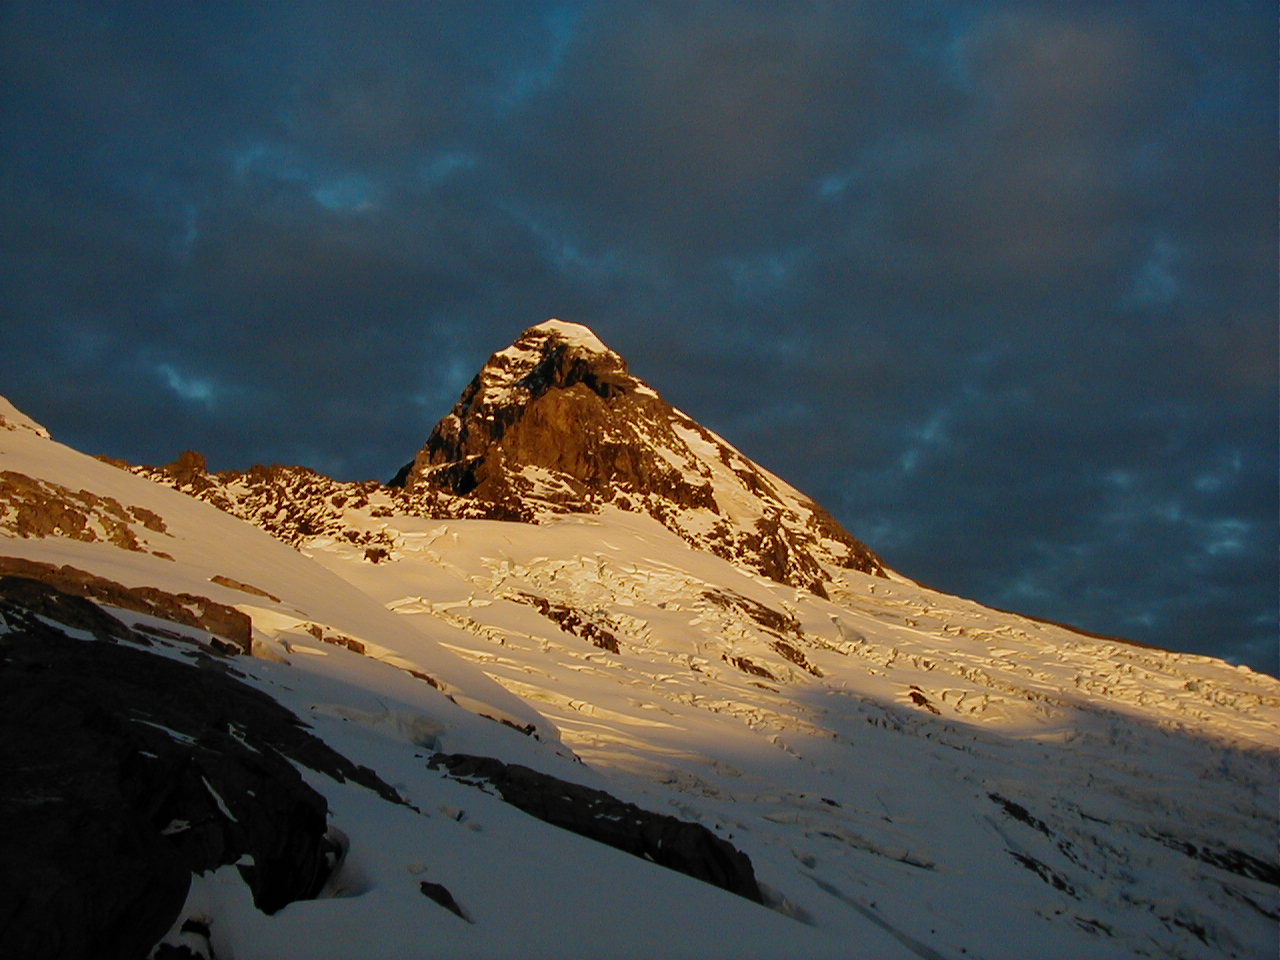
[428,751,763,904]
[418,880,470,922]
[0,578,402,960]
[0,557,251,653]
[509,592,622,654]
[395,320,885,593]
[0,469,170,556]
[133,456,399,550]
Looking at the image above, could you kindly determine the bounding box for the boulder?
[429,752,763,904]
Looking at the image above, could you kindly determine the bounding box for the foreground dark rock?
[0,557,252,653]
[0,579,400,960]
[418,880,470,922]
[429,752,763,904]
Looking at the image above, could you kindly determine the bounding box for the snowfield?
[2,349,1276,960]
[303,503,1279,960]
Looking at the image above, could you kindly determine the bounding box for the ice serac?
[395,319,884,594]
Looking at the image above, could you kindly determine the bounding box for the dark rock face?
[398,321,885,593]
[725,654,777,680]
[0,557,252,653]
[510,592,622,653]
[1145,832,1280,887]
[429,752,763,904]
[703,588,823,679]
[0,579,401,960]
[208,574,280,602]
[0,572,138,642]
[418,880,469,921]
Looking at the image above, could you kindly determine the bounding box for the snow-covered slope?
[0,397,542,736]
[300,503,1279,960]
[3,397,898,960]
[4,310,1278,960]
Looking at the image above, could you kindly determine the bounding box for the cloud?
[153,363,218,407]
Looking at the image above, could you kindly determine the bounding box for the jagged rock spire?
[396,320,885,593]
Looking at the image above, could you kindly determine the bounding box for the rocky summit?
[393,319,883,594]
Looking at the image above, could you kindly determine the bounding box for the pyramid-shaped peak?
[488,320,619,375]
[475,318,638,405]
[396,321,885,591]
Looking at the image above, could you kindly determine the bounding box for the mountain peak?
[461,319,638,412]
[523,318,613,355]
[396,321,885,592]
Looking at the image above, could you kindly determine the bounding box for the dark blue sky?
[2,1,1275,673]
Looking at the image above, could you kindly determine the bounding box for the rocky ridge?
[394,321,885,594]
[133,320,885,596]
